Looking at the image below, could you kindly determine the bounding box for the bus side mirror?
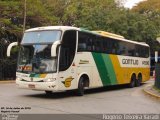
[51,41,61,57]
[7,42,18,57]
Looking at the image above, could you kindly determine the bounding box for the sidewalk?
[143,84,160,99]
[0,80,15,84]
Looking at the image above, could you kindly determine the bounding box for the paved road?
[0,80,159,114]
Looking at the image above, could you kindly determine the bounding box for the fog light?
[16,77,22,81]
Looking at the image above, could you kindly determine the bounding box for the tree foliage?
[132,0,160,52]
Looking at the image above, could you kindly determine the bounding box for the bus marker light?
[72,63,75,66]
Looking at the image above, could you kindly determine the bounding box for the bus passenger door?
[57,30,77,90]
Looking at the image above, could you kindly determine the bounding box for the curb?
[0,80,15,84]
[143,86,160,99]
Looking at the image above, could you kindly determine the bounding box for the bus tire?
[136,74,142,87]
[77,77,85,96]
[129,74,136,88]
[45,91,53,95]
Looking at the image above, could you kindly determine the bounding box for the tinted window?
[78,32,94,51]
[78,31,149,58]
[59,30,76,71]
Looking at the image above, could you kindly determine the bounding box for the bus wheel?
[136,74,142,87]
[129,74,136,88]
[77,77,85,96]
[45,91,53,95]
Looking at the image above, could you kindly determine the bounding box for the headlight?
[43,78,56,82]
[16,77,22,81]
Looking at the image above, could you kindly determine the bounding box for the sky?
[124,0,145,9]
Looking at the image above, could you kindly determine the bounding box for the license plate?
[28,84,35,89]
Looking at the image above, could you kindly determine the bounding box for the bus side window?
[112,40,120,54]
[102,39,108,53]
[128,50,135,56]
[135,52,139,57]
[92,36,98,52]
[78,32,86,51]
[78,39,87,51]
[78,31,93,52]
[105,38,112,54]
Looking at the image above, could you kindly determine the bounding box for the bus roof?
[92,31,124,39]
[25,26,80,32]
[25,26,149,47]
[92,31,149,47]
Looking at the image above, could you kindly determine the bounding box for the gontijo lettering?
[122,59,139,65]
[142,61,149,65]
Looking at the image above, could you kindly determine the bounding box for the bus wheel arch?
[129,73,136,88]
[76,74,90,96]
[81,74,89,87]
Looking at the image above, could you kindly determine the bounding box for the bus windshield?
[17,44,57,74]
[22,30,61,44]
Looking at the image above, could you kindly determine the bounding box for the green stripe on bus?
[92,53,111,85]
[29,74,40,78]
[80,28,98,35]
[92,53,117,86]
[102,54,117,85]
[30,74,36,77]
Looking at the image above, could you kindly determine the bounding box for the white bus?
[7,26,150,96]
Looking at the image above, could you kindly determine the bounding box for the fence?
[0,59,17,80]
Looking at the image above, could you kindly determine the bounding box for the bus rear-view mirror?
[7,42,18,57]
[51,41,61,57]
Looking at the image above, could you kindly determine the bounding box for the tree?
[132,0,160,52]
[0,0,57,80]
[44,0,117,30]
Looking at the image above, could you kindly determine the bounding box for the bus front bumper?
[16,80,58,91]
